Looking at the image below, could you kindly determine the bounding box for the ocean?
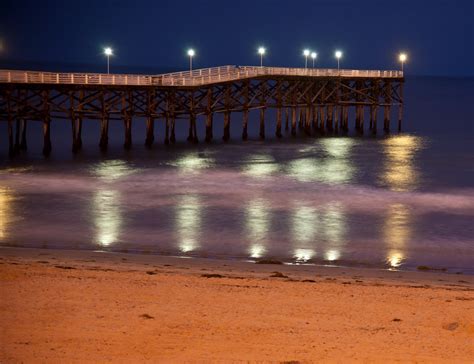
[1,76,473,273]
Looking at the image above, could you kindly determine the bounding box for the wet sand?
[0,247,473,363]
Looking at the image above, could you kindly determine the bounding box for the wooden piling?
[205,88,213,142]
[259,108,265,139]
[371,105,377,135]
[384,81,391,133]
[326,105,334,132]
[14,120,21,154]
[223,111,231,141]
[242,109,249,140]
[319,105,325,134]
[42,116,52,157]
[275,81,282,138]
[285,107,289,131]
[145,116,154,148]
[124,116,132,150]
[359,106,364,134]
[305,106,311,135]
[291,107,297,136]
[398,83,403,132]
[20,119,27,151]
[99,116,109,151]
[164,114,170,145]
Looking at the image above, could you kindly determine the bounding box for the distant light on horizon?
[311,52,317,59]
[187,48,195,57]
[303,49,310,56]
[335,50,342,59]
[399,53,407,62]
[104,47,113,56]
[258,47,266,55]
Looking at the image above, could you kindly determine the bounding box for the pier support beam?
[99,116,109,151]
[124,116,132,150]
[8,118,14,158]
[223,111,231,141]
[242,109,249,140]
[205,113,213,142]
[170,114,176,143]
[398,83,403,132]
[276,107,283,138]
[259,108,265,139]
[326,105,334,132]
[42,117,52,157]
[291,107,297,136]
[285,107,289,131]
[319,106,326,134]
[164,114,170,145]
[145,117,154,148]
[370,105,377,134]
[384,105,391,133]
[305,106,311,135]
[72,117,83,153]
[20,119,27,151]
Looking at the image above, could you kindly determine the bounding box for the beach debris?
[139,313,155,320]
[146,271,158,275]
[442,322,459,331]
[255,259,283,265]
[270,272,288,278]
[302,279,316,283]
[417,265,447,272]
[201,273,224,278]
[54,265,76,270]
[392,318,402,322]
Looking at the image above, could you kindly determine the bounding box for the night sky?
[1,0,473,76]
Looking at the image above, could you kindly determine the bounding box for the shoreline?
[1,246,473,362]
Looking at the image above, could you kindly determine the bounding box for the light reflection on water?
[381,135,422,192]
[242,154,280,178]
[246,198,270,258]
[385,203,412,268]
[174,153,214,173]
[175,194,201,253]
[0,187,15,240]
[286,138,355,184]
[92,189,122,247]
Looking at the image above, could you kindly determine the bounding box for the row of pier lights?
[102,46,408,74]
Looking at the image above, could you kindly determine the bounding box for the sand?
[0,247,473,363]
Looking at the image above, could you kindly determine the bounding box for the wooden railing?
[0,66,403,87]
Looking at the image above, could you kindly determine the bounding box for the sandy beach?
[0,247,473,363]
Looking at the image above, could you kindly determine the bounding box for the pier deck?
[0,66,404,156]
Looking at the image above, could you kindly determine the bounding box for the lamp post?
[399,53,407,73]
[303,49,310,68]
[104,47,113,74]
[258,47,266,67]
[187,49,195,72]
[311,52,317,68]
[335,50,342,70]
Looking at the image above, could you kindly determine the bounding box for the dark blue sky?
[1,0,473,76]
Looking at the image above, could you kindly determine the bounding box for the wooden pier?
[0,66,404,157]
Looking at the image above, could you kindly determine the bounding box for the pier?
[0,66,404,157]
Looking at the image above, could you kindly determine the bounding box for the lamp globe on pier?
[187,49,195,72]
[335,50,342,70]
[399,53,407,73]
[303,49,310,68]
[104,47,113,74]
[311,52,317,68]
[258,47,266,67]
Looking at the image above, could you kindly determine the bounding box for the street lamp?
[311,52,317,68]
[187,49,195,72]
[399,53,407,72]
[258,47,266,67]
[303,49,310,68]
[335,50,342,70]
[104,47,113,74]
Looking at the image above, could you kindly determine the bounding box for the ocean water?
[1,76,473,273]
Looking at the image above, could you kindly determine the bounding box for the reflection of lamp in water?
[93,189,121,247]
[246,198,270,258]
[176,194,201,253]
[384,203,411,268]
[325,250,340,261]
[291,203,318,262]
[93,160,134,181]
[0,187,14,240]
[175,153,214,173]
[242,154,279,178]
[381,135,421,192]
[287,138,355,184]
[294,248,315,263]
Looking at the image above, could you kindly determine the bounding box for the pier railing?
[0,66,403,87]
